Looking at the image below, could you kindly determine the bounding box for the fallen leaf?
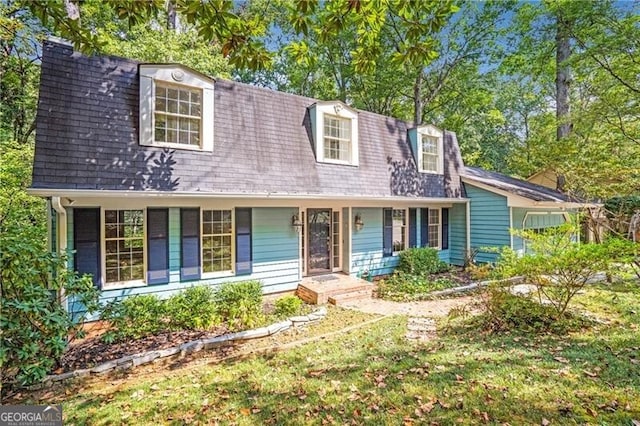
[554,356,569,364]
[251,407,261,414]
[583,370,598,378]
[586,407,597,417]
[240,408,250,416]
[541,418,550,426]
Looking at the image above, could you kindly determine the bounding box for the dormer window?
[416,125,443,174]
[139,65,214,152]
[323,114,351,162]
[309,102,359,166]
[421,135,439,172]
[154,83,201,146]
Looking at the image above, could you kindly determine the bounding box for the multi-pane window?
[428,209,440,248]
[332,211,340,270]
[324,114,351,162]
[421,135,439,173]
[392,209,406,253]
[105,210,144,283]
[154,82,202,147]
[202,210,232,273]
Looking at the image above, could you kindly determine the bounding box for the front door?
[307,209,332,274]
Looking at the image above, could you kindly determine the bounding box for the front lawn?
[12,283,640,425]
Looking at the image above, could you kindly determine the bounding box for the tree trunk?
[167,1,177,31]
[555,11,572,142]
[413,71,423,125]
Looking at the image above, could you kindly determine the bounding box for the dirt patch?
[59,326,229,373]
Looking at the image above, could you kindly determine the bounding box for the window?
[421,135,439,173]
[105,210,144,284]
[139,65,214,151]
[324,114,351,162]
[428,209,440,248]
[309,102,359,166]
[415,125,443,174]
[154,83,201,147]
[202,210,233,274]
[392,209,407,253]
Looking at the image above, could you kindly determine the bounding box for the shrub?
[398,247,449,276]
[274,295,303,318]
[505,223,620,316]
[101,295,166,342]
[475,284,584,334]
[377,272,457,301]
[214,281,264,330]
[167,285,217,330]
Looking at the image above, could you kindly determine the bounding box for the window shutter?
[420,208,429,248]
[408,208,417,248]
[235,208,252,275]
[147,208,169,285]
[181,208,201,281]
[73,208,101,288]
[442,208,449,250]
[383,208,393,257]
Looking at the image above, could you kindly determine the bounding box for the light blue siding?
[512,208,568,253]
[449,203,467,266]
[70,207,301,320]
[350,208,399,277]
[350,207,450,277]
[407,129,419,166]
[465,184,510,263]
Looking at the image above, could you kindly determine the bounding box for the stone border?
[405,275,525,299]
[37,307,327,387]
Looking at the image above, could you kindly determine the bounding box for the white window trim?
[417,125,444,174]
[312,102,359,166]
[101,207,148,290]
[201,208,235,279]
[392,207,408,256]
[428,207,441,250]
[139,65,214,152]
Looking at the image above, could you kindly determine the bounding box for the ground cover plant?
[49,284,311,375]
[377,247,471,301]
[10,282,639,424]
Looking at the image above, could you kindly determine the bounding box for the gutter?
[27,188,470,204]
[51,196,68,312]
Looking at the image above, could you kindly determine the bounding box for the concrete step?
[328,289,373,306]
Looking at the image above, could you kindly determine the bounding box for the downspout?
[51,196,68,312]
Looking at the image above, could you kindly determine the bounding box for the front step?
[328,288,373,306]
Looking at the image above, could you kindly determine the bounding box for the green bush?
[397,247,449,276]
[377,272,457,301]
[505,224,624,316]
[101,295,166,342]
[274,295,303,318]
[213,281,264,330]
[167,285,217,330]
[476,284,582,334]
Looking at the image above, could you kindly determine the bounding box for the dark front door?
[307,209,332,274]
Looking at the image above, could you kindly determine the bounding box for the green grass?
[14,284,640,425]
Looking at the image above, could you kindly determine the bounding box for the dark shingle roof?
[32,41,464,199]
[463,166,577,203]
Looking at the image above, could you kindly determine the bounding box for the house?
[463,167,584,262]
[29,40,582,317]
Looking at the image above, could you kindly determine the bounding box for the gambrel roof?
[32,40,465,200]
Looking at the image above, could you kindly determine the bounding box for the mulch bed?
[435,267,475,286]
[58,326,230,373]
